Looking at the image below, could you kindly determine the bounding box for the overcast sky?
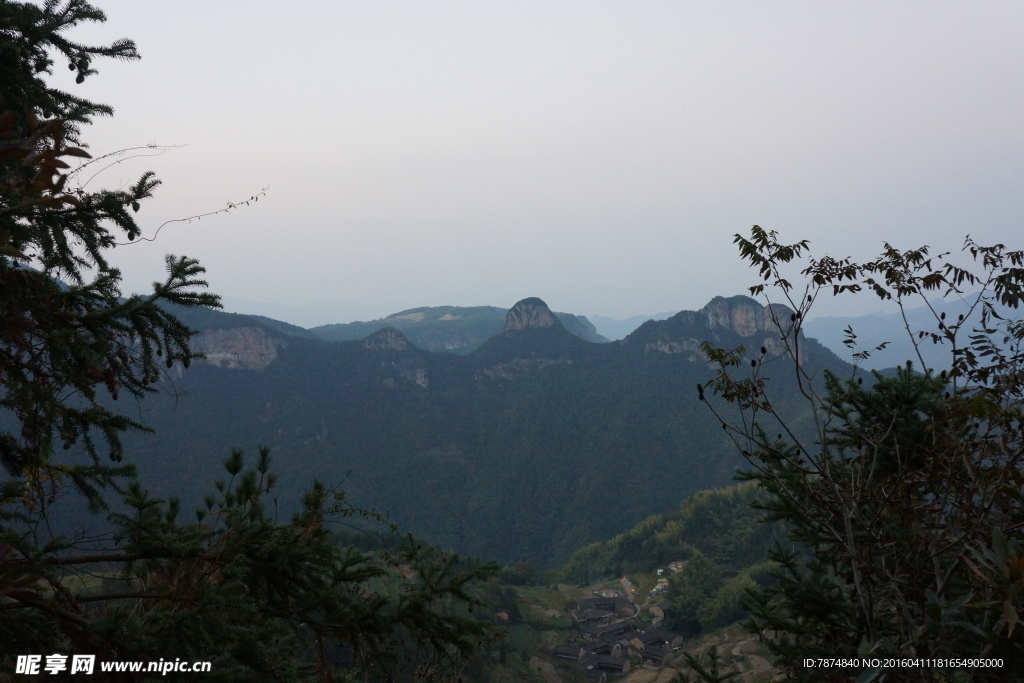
[58,1,1024,327]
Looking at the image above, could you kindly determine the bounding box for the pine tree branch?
[0,590,171,611]
[1,588,90,625]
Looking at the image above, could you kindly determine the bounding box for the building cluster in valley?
[554,592,684,681]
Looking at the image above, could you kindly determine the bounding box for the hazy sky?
[58,1,1024,327]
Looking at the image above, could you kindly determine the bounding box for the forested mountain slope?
[119,295,852,568]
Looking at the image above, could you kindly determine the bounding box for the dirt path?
[620,577,637,602]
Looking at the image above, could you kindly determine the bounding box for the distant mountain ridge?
[802,294,1012,371]
[309,303,608,353]
[196,296,992,371]
[588,312,677,340]
[119,295,854,568]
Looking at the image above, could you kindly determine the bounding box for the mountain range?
[112,294,853,569]
[216,294,990,371]
[309,303,608,352]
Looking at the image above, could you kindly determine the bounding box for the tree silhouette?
[697,227,1024,682]
[1,3,496,679]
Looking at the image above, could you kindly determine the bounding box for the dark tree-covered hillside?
[697,227,1024,682]
[0,4,496,679]
[114,294,852,569]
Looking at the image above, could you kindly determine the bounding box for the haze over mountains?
[115,294,858,569]
[588,312,678,341]
[310,304,609,352]
[801,294,1009,371]
[222,294,975,368]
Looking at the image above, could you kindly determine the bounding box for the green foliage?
[556,482,785,585]
[0,0,138,140]
[675,646,740,683]
[698,573,757,633]
[552,481,787,642]
[499,561,538,586]
[1,0,219,507]
[667,551,723,637]
[699,227,1024,681]
[0,4,499,679]
[2,449,500,680]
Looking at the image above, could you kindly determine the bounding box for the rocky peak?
[636,296,807,365]
[504,297,559,332]
[700,296,795,338]
[363,327,409,351]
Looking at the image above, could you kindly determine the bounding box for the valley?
[5,4,1020,678]
[475,567,776,682]
[116,294,849,569]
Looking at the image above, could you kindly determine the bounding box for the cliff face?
[701,297,794,338]
[504,297,560,332]
[635,296,805,364]
[191,327,284,370]
[467,298,581,382]
[701,296,799,359]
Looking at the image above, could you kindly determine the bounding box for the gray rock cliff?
[191,327,284,370]
[504,297,560,332]
[636,296,806,365]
